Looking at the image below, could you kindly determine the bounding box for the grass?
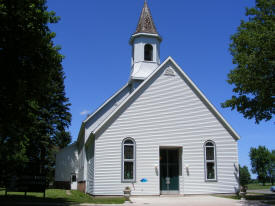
[215,193,275,205]
[247,183,273,190]
[214,194,241,200]
[0,188,125,204]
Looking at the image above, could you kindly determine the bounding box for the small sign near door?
[140,178,148,183]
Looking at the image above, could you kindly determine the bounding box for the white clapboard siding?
[85,85,131,142]
[86,137,95,194]
[92,61,239,195]
[55,143,78,182]
[78,133,86,182]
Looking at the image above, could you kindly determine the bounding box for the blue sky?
[47,0,274,176]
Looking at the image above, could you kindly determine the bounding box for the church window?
[204,141,217,181]
[122,138,136,182]
[144,44,153,61]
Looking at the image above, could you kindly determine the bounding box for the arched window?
[144,44,153,61]
[204,141,217,181]
[122,138,136,182]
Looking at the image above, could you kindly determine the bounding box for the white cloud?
[80,109,90,116]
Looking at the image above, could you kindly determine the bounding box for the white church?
[55,2,240,195]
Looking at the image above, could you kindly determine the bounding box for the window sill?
[122,180,136,183]
[205,179,217,182]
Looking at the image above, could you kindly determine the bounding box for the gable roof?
[90,57,240,141]
[76,83,130,143]
[83,83,129,124]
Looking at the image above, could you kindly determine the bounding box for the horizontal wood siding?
[55,144,78,182]
[85,85,130,140]
[93,62,239,195]
[78,133,86,182]
[86,137,95,194]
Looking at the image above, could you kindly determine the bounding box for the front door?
[70,173,77,190]
[160,149,179,194]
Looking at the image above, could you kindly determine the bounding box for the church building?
[55,2,240,195]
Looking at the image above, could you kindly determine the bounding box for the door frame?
[70,173,77,190]
[159,146,182,195]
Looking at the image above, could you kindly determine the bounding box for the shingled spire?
[130,1,161,80]
[135,1,158,35]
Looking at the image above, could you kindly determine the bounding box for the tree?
[249,146,270,185]
[222,0,275,123]
[267,150,275,185]
[0,0,71,184]
[239,165,251,189]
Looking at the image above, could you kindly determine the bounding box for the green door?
[160,149,179,194]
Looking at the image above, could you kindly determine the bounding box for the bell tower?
[129,1,162,80]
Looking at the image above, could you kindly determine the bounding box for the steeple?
[135,1,159,35]
[129,1,162,80]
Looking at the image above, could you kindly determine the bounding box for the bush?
[240,165,251,187]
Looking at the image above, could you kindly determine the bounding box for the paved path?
[125,195,242,206]
[66,190,72,195]
[2,195,273,206]
[247,189,274,194]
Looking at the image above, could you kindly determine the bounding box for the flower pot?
[240,186,247,199]
[123,188,131,201]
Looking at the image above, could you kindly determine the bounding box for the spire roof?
[135,1,158,35]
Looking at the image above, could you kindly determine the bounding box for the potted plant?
[123,186,131,201]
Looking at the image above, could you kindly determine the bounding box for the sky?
[47,0,274,176]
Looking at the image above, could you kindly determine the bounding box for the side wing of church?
[55,2,240,195]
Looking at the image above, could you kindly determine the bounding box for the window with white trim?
[204,141,217,181]
[122,138,135,182]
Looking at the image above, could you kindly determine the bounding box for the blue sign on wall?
[140,178,148,183]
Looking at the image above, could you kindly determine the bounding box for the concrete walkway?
[125,195,243,206]
[2,195,273,206]
[247,189,274,194]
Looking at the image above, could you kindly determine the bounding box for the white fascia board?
[83,83,129,124]
[129,33,162,44]
[85,132,94,147]
[76,122,85,144]
[168,57,240,140]
[93,56,240,140]
[92,57,171,136]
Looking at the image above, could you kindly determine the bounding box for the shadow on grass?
[0,195,74,205]
[0,190,125,205]
[246,194,275,201]
[215,193,275,204]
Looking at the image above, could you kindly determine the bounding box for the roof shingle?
[135,1,159,35]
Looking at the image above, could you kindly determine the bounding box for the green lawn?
[0,188,125,204]
[247,183,273,190]
[215,193,275,205]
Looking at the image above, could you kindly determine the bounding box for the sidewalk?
[247,189,274,194]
